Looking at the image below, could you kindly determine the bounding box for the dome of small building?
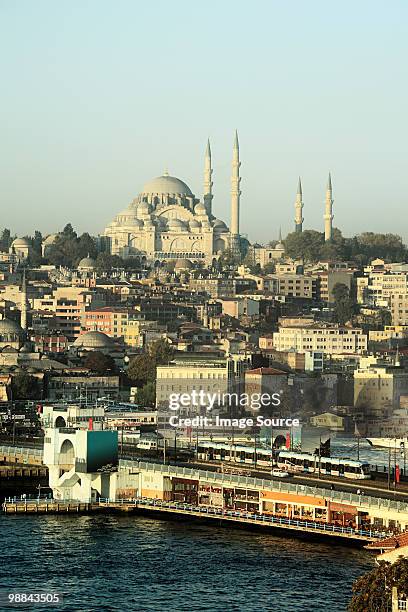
[77,256,96,270]
[19,344,32,353]
[43,233,59,246]
[141,175,193,197]
[0,318,24,336]
[174,259,193,270]
[73,331,114,349]
[194,202,207,215]
[12,237,30,248]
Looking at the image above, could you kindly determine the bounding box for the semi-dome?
[141,175,193,197]
[213,219,228,232]
[168,218,186,230]
[73,331,114,349]
[189,219,201,228]
[138,201,153,216]
[77,256,96,270]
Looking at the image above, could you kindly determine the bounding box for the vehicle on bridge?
[277,451,371,480]
[197,441,272,466]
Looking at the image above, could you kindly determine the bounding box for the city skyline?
[1,1,407,242]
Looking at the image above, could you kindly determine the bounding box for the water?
[0,514,373,612]
[331,433,403,469]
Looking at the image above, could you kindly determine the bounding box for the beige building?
[317,270,353,303]
[156,358,232,414]
[391,293,408,326]
[358,271,408,306]
[33,287,104,339]
[272,324,367,355]
[309,412,349,432]
[369,326,408,343]
[217,297,259,319]
[354,365,408,415]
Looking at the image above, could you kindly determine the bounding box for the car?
[271,468,290,478]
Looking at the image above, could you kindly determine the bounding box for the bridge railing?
[0,444,42,459]
[2,496,388,540]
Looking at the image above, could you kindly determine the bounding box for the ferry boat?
[366,437,408,449]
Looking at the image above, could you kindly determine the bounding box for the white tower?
[230,130,241,254]
[295,177,304,233]
[324,173,334,241]
[21,270,28,331]
[203,139,213,216]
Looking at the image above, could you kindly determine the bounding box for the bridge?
[1,496,387,543]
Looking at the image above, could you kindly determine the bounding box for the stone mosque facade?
[103,134,242,266]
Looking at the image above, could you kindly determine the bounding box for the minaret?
[324,172,334,241]
[21,270,28,331]
[203,139,213,216]
[230,130,241,254]
[294,177,304,233]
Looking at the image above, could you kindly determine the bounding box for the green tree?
[127,339,174,387]
[84,351,116,374]
[95,252,125,272]
[135,381,156,407]
[45,225,97,268]
[332,282,355,325]
[283,230,325,262]
[349,558,408,612]
[263,262,276,274]
[0,229,12,252]
[11,373,42,400]
[218,248,241,269]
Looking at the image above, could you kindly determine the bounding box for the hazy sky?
[1,0,407,244]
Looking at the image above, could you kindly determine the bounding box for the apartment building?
[272,324,367,355]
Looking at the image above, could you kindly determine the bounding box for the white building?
[103,135,243,266]
[272,325,367,355]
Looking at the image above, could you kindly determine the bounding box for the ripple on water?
[0,515,373,612]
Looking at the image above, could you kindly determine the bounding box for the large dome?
[141,174,193,197]
[0,318,24,336]
[73,331,114,349]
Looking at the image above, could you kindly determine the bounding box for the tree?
[11,373,42,400]
[332,282,355,325]
[218,248,241,269]
[45,224,98,268]
[349,558,408,612]
[127,339,174,387]
[263,262,276,274]
[0,228,12,252]
[283,230,325,262]
[135,382,156,407]
[84,351,116,374]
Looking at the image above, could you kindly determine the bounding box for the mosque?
[103,133,242,266]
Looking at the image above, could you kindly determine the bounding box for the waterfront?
[1,514,372,611]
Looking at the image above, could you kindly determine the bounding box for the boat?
[366,437,408,449]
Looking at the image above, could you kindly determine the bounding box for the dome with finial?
[141,173,193,198]
[77,255,96,270]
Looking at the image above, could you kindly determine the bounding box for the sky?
[0,0,407,244]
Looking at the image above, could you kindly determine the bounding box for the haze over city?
[1,0,407,242]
